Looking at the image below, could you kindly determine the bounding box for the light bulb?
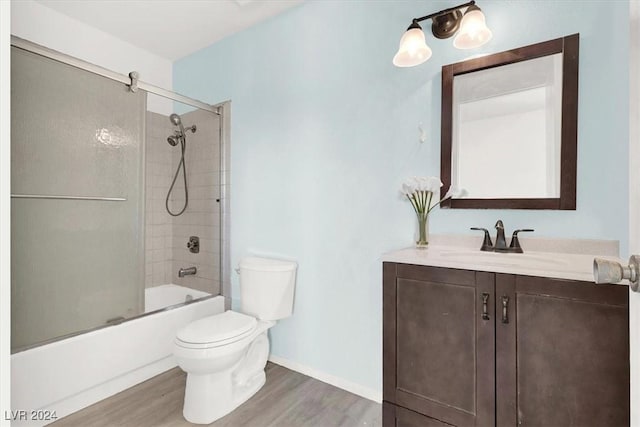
[453,5,492,49]
[393,27,432,67]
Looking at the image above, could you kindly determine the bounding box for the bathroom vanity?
[382,243,629,427]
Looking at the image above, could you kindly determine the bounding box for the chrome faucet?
[178,266,197,278]
[471,220,534,253]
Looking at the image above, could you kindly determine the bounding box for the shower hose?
[165,138,188,216]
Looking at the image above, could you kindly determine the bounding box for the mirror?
[441,34,579,209]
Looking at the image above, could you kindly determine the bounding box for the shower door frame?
[9,35,230,350]
[10,36,218,114]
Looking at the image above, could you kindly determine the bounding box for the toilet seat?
[176,310,257,349]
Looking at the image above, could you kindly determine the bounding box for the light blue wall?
[174,1,629,393]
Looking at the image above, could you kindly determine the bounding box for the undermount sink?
[437,250,568,268]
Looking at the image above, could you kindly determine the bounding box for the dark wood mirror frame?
[440,34,579,210]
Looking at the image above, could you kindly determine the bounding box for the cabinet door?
[384,402,455,427]
[496,274,629,426]
[383,263,495,426]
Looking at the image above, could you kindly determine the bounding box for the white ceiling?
[36,0,303,61]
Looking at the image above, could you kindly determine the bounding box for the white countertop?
[382,236,623,283]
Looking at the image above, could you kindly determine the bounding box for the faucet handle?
[471,227,494,252]
[509,229,535,253]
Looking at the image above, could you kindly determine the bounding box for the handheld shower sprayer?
[167,114,197,146]
[170,113,185,134]
[165,113,197,216]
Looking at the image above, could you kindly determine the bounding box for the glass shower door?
[11,46,146,351]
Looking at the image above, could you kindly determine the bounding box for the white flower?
[413,176,430,192]
[400,177,468,217]
[426,176,443,193]
[402,176,442,193]
[442,185,467,200]
[400,181,416,196]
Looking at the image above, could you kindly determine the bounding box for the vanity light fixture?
[393,0,492,67]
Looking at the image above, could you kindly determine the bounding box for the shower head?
[169,113,186,146]
[169,113,182,126]
[167,113,195,147]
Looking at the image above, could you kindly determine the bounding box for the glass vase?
[416,214,429,248]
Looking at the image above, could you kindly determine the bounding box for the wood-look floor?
[52,363,382,427]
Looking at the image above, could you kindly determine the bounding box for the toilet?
[173,256,297,424]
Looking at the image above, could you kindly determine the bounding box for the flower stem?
[407,194,420,215]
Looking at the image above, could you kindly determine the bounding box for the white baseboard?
[268,354,382,403]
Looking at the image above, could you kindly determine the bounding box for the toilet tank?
[239,256,297,321]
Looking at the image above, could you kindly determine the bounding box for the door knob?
[593,255,640,292]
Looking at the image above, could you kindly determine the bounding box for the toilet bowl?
[173,256,297,424]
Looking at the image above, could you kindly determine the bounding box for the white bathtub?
[11,285,223,426]
[144,284,211,313]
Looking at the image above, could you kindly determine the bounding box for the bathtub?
[11,285,224,426]
[144,284,211,313]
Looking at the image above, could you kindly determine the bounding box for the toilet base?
[181,332,270,424]
[183,369,266,424]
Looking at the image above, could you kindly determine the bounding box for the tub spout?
[179,266,197,278]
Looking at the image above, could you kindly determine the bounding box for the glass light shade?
[393,28,432,67]
[453,7,492,49]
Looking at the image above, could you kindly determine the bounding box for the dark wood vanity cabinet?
[383,263,629,427]
[383,263,495,426]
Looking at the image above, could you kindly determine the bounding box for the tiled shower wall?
[171,109,221,294]
[145,109,221,295]
[145,111,174,287]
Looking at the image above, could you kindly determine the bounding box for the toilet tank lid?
[240,256,297,272]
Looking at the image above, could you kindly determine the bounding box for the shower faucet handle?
[187,236,199,253]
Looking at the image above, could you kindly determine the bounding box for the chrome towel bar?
[11,194,126,202]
